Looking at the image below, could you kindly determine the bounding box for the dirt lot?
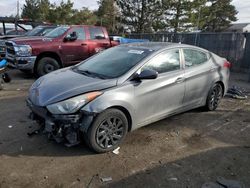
[0,70,250,188]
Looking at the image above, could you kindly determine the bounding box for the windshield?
[6,30,26,35]
[75,46,152,79]
[45,26,69,38]
[26,26,56,36]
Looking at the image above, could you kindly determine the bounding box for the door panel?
[60,27,89,66]
[182,49,213,107]
[88,27,111,55]
[134,70,185,126]
[133,49,185,126]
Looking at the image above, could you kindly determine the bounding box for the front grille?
[5,42,15,56]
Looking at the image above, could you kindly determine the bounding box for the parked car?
[6,25,119,76]
[6,29,27,36]
[24,25,57,37]
[0,25,57,59]
[27,42,230,153]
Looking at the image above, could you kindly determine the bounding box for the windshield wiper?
[73,68,109,79]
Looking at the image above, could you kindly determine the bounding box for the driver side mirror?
[64,31,78,41]
[133,69,158,80]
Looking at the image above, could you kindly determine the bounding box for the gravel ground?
[0,70,249,188]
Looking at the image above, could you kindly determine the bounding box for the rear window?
[89,27,105,39]
[183,49,208,67]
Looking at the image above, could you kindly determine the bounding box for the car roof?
[121,42,205,52]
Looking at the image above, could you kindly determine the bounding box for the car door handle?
[176,77,185,83]
[81,43,87,46]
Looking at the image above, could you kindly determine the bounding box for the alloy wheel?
[209,84,222,110]
[44,63,55,73]
[96,116,124,149]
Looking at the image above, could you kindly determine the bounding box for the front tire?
[205,83,223,111]
[36,57,60,77]
[85,109,128,153]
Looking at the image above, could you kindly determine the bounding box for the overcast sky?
[0,0,249,23]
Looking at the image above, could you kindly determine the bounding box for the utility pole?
[17,0,20,18]
[15,0,19,35]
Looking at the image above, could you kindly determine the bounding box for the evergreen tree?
[116,0,162,33]
[96,0,119,34]
[21,0,39,20]
[37,0,51,22]
[51,0,74,24]
[71,8,98,25]
[21,0,237,33]
[163,0,193,33]
[191,0,238,32]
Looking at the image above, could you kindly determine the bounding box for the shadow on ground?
[7,68,35,80]
[102,146,250,188]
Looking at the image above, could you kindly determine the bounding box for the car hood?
[28,68,117,107]
[9,36,53,45]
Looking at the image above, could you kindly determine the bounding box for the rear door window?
[89,27,105,40]
[143,49,181,74]
[183,49,208,68]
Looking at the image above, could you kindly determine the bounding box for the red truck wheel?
[36,57,60,77]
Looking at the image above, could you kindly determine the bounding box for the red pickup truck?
[6,25,118,76]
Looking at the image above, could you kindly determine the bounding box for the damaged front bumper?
[26,98,95,146]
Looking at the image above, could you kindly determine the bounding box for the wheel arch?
[34,52,63,73]
[107,105,133,132]
[215,80,225,96]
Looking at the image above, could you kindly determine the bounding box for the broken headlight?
[47,91,102,114]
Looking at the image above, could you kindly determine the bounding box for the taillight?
[223,61,231,68]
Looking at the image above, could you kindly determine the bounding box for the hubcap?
[210,85,222,109]
[96,117,124,149]
[44,64,55,73]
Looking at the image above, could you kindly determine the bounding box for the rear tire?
[84,109,128,153]
[205,83,223,111]
[36,57,60,77]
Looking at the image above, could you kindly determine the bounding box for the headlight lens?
[14,45,32,56]
[47,91,102,114]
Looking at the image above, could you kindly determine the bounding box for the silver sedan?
[27,42,230,153]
